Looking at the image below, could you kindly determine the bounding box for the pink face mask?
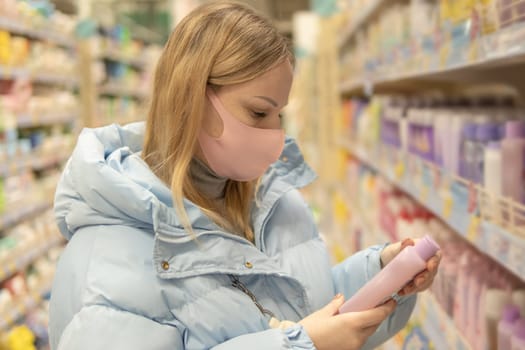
[198,89,285,182]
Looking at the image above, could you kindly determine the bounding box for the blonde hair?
[142,1,293,242]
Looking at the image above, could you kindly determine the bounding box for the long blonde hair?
[142,1,293,242]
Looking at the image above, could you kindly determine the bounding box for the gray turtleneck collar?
[189,157,228,201]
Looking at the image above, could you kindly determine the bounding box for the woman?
[49,2,440,349]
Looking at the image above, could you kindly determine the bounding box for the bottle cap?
[502,304,521,325]
[513,318,525,340]
[505,120,525,139]
[414,235,440,261]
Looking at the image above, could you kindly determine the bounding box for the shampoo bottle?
[501,121,525,204]
[339,235,440,313]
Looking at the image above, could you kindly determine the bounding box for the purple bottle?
[339,235,440,313]
[498,305,521,350]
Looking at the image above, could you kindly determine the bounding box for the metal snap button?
[161,261,170,271]
[244,261,253,269]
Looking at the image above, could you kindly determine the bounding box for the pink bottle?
[512,319,525,350]
[498,305,521,350]
[501,121,525,204]
[339,235,440,313]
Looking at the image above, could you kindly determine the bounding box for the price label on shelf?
[420,184,429,203]
[442,193,454,220]
[394,161,405,180]
[466,216,481,243]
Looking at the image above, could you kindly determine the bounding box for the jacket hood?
[54,122,316,241]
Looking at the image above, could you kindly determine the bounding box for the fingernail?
[333,293,343,300]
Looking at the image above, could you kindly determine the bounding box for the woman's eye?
[252,111,267,118]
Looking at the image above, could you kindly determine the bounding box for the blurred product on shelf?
[343,93,525,202]
[0,210,63,348]
[0,0,76,37]
[81,25,162,127]
[339,0,525,87]
[338,159,525,349]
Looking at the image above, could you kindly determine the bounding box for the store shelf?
[340,47,525,95]
[0,201,52,233]
[414,291,472,350]
[0,152,70,177]
[16,114,77,128]
[99,84,148,99]
[0,16,75,49]
[340,139,525,282]
[0,235,64,282]
[98,50,147,69]
[0,278,54,332]
[338,0,385,49]
[0,66,79,87]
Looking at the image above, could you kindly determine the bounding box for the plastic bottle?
[512,319,525,350]
[486,288,512,350]
[514,290,525,316]
[484,142,503,223]
[501,121,525,203]
[484,142,503,196]
[460,123,478,180]
[474,123,500,184]
[498,305,521,350]
[339,235,440,313]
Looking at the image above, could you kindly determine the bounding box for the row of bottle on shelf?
[0,209,62,349]
[343,93,525,205]
[0,169,59,218]
[339,0,525,82]
[0,0,76,40]
[0,31,76,76]
[0,78,78,119]
[1,120,76,169]
[1,304,50,350]
[339,162,525,349]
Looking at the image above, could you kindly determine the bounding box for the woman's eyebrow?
[254,96,278,107]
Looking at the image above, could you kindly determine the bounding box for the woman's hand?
[380,238,442,296]
[299,294,396,350]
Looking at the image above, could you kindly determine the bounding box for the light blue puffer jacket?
[49,122,416,350]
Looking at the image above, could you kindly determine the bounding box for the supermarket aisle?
[2,0,525,349]
[291,0,525,349]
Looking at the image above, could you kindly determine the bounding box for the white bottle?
[486,288,512,350]
[512,319,525,350]
[513,290,525,316]
[484,142,503,196]
[484,141,503,222]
